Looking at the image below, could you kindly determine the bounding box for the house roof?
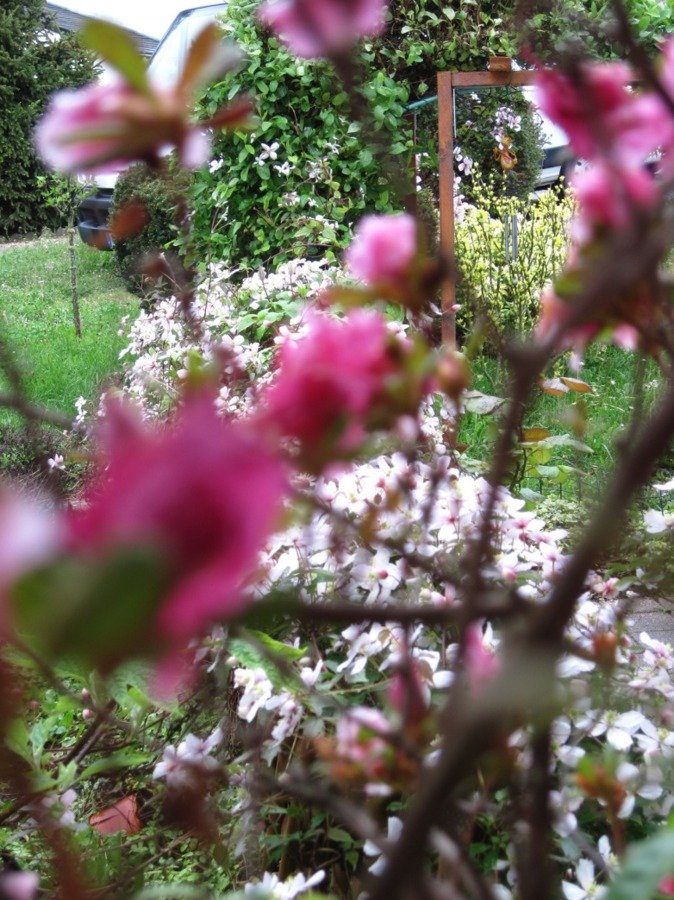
[44,3,160,58]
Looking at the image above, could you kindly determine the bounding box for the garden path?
[631,598,674,642]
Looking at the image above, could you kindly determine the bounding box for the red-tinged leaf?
[177,23,219,94]
[540,377,569,396]
[560,376,593,393]
[522,427,552,443]
[177,24,241,96]
[109,201,149,242]
[89,794,141,835]
[203,96,255,131]
[79,19,150,96]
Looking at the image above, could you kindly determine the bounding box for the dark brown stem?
[520,727,553,900]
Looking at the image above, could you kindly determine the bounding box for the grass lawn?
[459,343,664,498]
[0,237,664,502]
[0,237,138,425]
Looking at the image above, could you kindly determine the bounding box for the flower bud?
[436,351,470,401]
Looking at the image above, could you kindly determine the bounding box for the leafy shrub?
[372,0,517,87]
[121,257,339,417]
[522,0,674,61]
[454,88,544,202]
[189,0,411,271]
[0,0,95,236]
[455,178,575,339]
[111,161,193,296]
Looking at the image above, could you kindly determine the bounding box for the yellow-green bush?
[455,178,575,341]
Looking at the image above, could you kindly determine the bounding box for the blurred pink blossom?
[345,213,417,287]
[35,23,247,175]
[261,310,404,469]
[535,63,664,164]
[0,872,39,900]
[572,162,658,243]
[660,876,674,896]
[465,623,500,694]
[536,288,600,351]
[258,0,387,59]
[388,661,429,729]
[69,395,287,642]
[36,79,213,175]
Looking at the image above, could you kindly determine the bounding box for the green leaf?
[534,465,560,479]
[29,716,58,765]
[80,751,153,781]
[605,827,674,900]
[228,631,305,689]
[520,487,544,502]
[5,719,32,765]
[79,19,150,95]
[327,826,354,844]
[249,631,306,662]
[12,547,169,670]
[538,434,593,453]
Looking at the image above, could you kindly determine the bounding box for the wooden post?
[437,70,455,348]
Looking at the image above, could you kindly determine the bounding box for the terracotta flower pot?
[488,55,513,72]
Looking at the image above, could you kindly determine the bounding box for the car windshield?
[148,4,228,87]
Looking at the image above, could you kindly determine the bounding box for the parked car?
[76,3,227,249]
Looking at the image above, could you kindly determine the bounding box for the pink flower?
[36,79,217,175]
[535,63,664,165]
[68,395,287,642]
[465,623,500,694]
[572,162,658,243]
[0,872,39,900]
[35,23,248,174]
[258,0,388,59]
[536,287,600,351]
[261,310,422,470]
[345,213,417,287]
[388,661,430,730]
[335,706,392,765]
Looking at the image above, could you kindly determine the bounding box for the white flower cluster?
[124,256,674,897]
[153,727,223,788]
[243,869,325,898]
[228,435,674,894]
[454,144,474,176]
[493,105,522,133]
[492,104,522,151]
[119,258,339,417]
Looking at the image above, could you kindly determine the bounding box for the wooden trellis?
[437,65,539,347]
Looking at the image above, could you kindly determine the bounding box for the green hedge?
[0,0,95,236]
[189,0,412,271]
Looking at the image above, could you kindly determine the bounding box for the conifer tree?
[0,0,94,236]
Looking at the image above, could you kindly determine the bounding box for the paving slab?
[628,598,674,643]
